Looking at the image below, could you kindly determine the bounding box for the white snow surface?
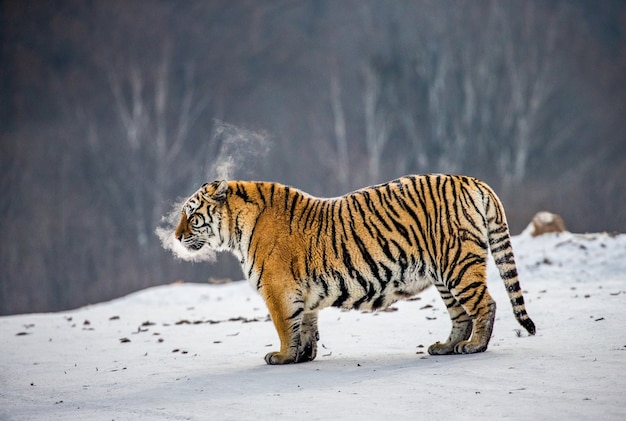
[1,231,625,420]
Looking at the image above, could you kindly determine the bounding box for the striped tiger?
[174,174,536,364]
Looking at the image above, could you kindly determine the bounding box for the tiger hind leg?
[428,284,474,355]
[454,296,496,354]
[429,275,497,355]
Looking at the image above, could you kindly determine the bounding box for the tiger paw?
[453,340,488,354]
[427,341,456,355]
[264,351,296,365]
[297,341,317,363]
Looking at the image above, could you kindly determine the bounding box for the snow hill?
[1,231,625,420]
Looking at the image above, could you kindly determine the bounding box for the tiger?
[174,174,536,365]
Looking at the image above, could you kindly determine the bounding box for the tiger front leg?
[297,311,319,362]
[262,288,306,365]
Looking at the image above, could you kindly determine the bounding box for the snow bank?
[1,231,625,420]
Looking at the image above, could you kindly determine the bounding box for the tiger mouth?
[181,238,206,251]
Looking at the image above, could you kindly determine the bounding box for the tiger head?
[175,180,229,252]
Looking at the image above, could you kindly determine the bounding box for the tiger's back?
[175,174,535,364]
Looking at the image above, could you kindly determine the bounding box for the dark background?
[2,0,625,315]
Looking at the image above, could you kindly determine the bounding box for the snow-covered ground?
[1,231,625,420]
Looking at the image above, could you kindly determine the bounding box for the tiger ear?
[214,180,229,202]
[204,180,228,203]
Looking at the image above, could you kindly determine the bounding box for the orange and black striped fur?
[175,174,536,364]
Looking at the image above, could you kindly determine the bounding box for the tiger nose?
[175,233,183,242]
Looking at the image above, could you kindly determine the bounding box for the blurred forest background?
[1,0,625,315]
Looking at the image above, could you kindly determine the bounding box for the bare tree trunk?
[103,44,209,282]
[363,64,391,183]
[330,73,349,190]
